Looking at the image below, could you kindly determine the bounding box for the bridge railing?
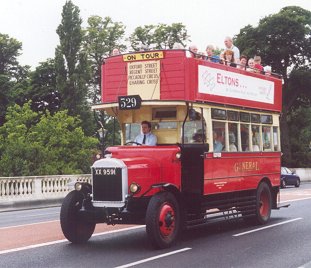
[0,169,310,211]
[0,175,91,211]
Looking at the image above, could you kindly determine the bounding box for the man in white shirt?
[224,36,240,64]
[134,121,157,146]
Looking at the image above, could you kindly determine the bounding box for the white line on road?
[298,259,311,268]
[14,212,60,218]
[233,217,303,237]
[280,197,311,203]
[114,247,192,268]
[0,220,60,230]
[0,225,144,255]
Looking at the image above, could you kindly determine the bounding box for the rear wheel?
[281,179,286,188]
[60,190,96,243]
[244,182,272,225]
[146,191,180,249]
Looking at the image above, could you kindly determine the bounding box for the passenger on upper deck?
[246,58,255,72]
[253,55,264,73]
[224,36,240,64]
[134,121,157,146]
[264,65,272,76]
[237,55,247,70]
[222,50,237,67]
[205,45,220,63]
[188,44,200,58]
[111,48,120,56]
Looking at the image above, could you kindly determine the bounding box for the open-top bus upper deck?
[98,49,282,113]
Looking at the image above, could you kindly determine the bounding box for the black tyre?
[60,190,96,243]
[146,191,181,249]
[281,179,286,188]
[244,182,272,225]
[295,179,300,188]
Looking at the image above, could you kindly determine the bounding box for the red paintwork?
[204,152,281,195]
[101,50,282,201]
[101,50,282,112]
[107,146,181,196]
[159,203,175,236]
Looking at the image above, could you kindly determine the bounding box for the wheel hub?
[159,204,175,236]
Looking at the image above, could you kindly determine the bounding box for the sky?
[1,0,311,68]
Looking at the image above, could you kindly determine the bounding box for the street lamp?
[97,127,107,158]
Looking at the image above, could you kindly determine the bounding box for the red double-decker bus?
[60,49,284,249]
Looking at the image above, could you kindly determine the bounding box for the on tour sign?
[123,51,164,62]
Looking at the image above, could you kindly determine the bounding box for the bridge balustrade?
[0,175,91,211]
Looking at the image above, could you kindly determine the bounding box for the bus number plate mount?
[118,95,142,110]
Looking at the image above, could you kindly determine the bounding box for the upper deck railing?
[100,49,282,112]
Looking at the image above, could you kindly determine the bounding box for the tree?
[28,59,60,114]
[0,33,23,125]
[83,16,126,147]
[83,15,126,104]
[128,23,190,51]
[0,33,22,75]
[288,106,311,167]
[235,6,311,166]
[154,23,189,50]
[0,102,98,176]
[55,0,94,135]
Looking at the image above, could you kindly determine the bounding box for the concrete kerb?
[0,198,63,213]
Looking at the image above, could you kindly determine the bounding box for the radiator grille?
[92,167,123,201]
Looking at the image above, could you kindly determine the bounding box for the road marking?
[0,220,60,230]
[298,260,311,268]
[15,212,60,218]
[114,247,192,268]
[280,197,311,203]
[233,218,303,237]
[0,225,144,255]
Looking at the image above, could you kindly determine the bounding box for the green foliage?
[0,74,12,125]
[0,33,24,125]
[128,23,190,51]
[55,0,94,136]
[235,6,311,166]
[83,15,126,104]
[0,102,98,176]
[235,6,311,78]
[287,106,311,167]
[28,59,60,113]
[83,16,125,146]
[0,33,22,75]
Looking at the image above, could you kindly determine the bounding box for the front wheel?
[146,192,181,249]
[60,190,96,243]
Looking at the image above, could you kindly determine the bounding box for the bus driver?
[134,121,157,146]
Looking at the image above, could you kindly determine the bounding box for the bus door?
[181,144,209,195]
[181,108,208,195]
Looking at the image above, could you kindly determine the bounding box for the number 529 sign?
[118,95,142,110]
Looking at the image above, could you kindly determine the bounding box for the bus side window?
[273,126,279,151]
[262,126,272,151]
[241,124,250,151]
[228,123,238,152]
[212,121,225,152]
[252,125,260,151]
